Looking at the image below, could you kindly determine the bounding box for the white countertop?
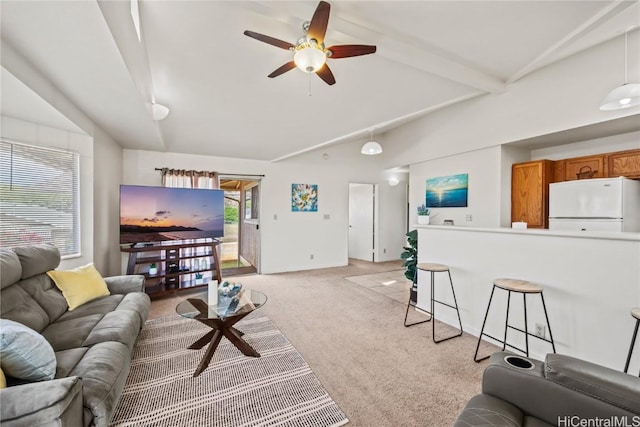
[414,224,640,241]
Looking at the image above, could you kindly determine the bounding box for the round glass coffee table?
[176,289,267,377]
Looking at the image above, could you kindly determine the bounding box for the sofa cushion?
[41,314,103,352]
[54,348,89,379]
[82,310,141,351]
[56,295,124,322]
[47,264,110,311]
[17,274,69,324]
[13,244,60,280]
[115,292,151,326]
[68,341,131,427]
[0,250,22,290]
[0,319,56,381]
[0,284,50,332]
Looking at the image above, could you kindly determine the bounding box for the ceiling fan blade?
[316,64,336,86]
[327,44,377,59]
[243,30,294,50]
[268,61,297,78]
[307,1,330,44]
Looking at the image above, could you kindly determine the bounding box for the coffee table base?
[186,300,260,377]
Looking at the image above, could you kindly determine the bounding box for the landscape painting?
[291,184,318,212]
[120,185,224,244]
[425,174,468,208]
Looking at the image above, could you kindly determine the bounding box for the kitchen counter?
[414,225,640,371]
[414,224,640,241]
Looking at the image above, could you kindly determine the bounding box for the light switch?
[273,214,278,220]
[324,214,330,220]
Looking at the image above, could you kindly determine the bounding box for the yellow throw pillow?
[0,367,6,389]
[47,263,110,311]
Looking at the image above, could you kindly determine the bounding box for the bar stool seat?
[474,277,556,362]
[494,278,543,293]
[404,262,463,343]
[624,307,640,376]
[416,263,449,272]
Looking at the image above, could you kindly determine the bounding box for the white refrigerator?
[548,177,640,232]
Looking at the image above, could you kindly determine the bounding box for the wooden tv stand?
[121,239,222,298]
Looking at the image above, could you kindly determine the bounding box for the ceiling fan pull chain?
[308,74,312,97]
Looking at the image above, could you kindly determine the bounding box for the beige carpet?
[148,259,494,426]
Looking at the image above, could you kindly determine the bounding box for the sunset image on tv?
[120,185,224,244]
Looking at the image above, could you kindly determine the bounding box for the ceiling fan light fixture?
[152,102,170,121]
[599,83,640,110]
[294,45,327,73]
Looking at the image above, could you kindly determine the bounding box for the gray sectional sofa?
[456,351,640,426]
[0,244,150,426]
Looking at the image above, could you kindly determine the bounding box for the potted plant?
[400,230,418,303]
[417,204,430,224]
[148,263,158,275]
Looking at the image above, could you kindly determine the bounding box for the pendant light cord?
[624,30,628,84]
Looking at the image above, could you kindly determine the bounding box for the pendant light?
[361,129,382,155]
[600,29,640,111]
[152,102,170,121]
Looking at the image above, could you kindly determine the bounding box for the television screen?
[119,185,224,244]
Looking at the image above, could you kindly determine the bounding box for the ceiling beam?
[271,91,484,163]
[507,0,637,83]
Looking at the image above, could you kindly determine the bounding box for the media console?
[121,239,222,298]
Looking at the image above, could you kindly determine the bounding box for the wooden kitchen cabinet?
[564,154,605,181]
[511,160,554,228]
[605,149,640,179]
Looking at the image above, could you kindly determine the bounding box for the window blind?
[0,140,80,257]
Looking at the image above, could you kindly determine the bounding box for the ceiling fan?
[243,1,376,86]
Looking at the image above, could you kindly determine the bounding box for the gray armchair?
[455,352,640,426]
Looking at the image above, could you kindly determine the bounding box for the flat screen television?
[119,185,224,245]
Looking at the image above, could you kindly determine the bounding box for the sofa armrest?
[482,352,639,425]
[545,353,640,414]
[104,275,145,294]
[1,376,84,426]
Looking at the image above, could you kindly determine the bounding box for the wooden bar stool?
[404,263,463,343]
[624,307,640,376]
[474,278,556,362]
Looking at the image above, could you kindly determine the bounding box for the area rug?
[110,314,348,427]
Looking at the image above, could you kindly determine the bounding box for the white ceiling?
[1,1,638,161]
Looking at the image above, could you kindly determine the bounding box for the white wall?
[92,127,123,276]
[1,116,94,269]
[123,138,407,274]
[377,182,408,262]
[417,227,640,371]
[409,146,503,228]
[530,131,640,160]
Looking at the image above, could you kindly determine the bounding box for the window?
[244,185,259,220]
[0,140,80,257]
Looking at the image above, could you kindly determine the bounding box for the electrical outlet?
[465,214,472,221]
[310,254,314,260]
[535,323,546,339]
[383,248,387,254]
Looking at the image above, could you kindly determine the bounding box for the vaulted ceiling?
[1,1,638,161]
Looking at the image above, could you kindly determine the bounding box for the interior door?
[349,183,374,261]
